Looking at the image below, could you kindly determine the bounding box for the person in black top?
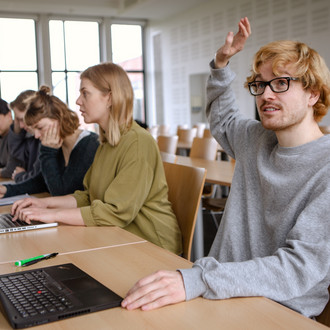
[0,86,99,198]
[0,98,21,178]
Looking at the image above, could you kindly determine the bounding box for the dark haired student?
[0,86,99,197]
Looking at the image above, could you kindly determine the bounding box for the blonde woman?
[12,63,182,255]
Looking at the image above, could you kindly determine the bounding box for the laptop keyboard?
[0,270,74,318]
[0,213,27,229]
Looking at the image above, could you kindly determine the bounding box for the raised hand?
[41,121,63,149]
[214,17,251,68]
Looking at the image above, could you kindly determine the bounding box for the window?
[0,16,146,128]
[111,24,145,123]
[49,20,100,130]
[0,18,38,103]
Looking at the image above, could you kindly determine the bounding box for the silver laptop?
[0,213,58,234]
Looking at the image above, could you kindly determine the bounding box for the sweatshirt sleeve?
[7,125,28,163]
[0,156,20,178]
[206,61,262,160]
[14,159,41,183]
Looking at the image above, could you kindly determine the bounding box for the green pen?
[15,253,58,267]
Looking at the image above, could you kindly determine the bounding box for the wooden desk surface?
[176,155,235,186]
[0,240,326,330]
[0,226,146,264]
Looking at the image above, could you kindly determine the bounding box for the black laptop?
[0,263,123,329]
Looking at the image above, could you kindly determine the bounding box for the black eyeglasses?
[248,77,299,96]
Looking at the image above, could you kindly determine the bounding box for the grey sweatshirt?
[179,62,330,318]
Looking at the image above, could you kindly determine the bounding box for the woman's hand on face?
[11,197,49,221]
[41,121,63,149]
[0,185,7,198]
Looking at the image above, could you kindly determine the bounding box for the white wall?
[145,0,330,132]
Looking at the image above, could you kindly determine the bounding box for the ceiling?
[0,0,203,21]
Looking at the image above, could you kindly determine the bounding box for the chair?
[177,127,197,156]
[157,135,178,154]
[158,124,170,136]
[203,128,212,138]
[160,151,177,163]
[177,127,197,144]
[193,123,206,138]
[189,137,227,227]
[163,162,206,260]
[147,126,159,139]
[190,137,218,160]
[190,136,218,197]
[316,286,330,327]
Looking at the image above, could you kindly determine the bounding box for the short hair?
[0,98,10,115]
[80,62,133,146]
[10,90,36,112]
[245,40,330,122]
[24,86,79,139]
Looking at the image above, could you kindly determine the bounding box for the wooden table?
[0,226,146,264]
[0,232,327,329]
[176,155,235,186]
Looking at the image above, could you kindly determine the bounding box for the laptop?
[0,213,58,234]
[0,263,123,329]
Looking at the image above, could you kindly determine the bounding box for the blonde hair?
[80,62,133,146]
[24,85,79,139]
[245,40,330,122]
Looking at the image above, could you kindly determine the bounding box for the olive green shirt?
[73,121,182,255]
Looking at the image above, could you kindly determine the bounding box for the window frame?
[0,13,148,123]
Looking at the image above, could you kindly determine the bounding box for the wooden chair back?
[163,162,206,260]
[147,126,159,139]
[157,135,178,154]
[203,128,212,138]
[316,286,330,327]
[158,124,170,136]
[190,137,218,160]
[177,127,197,143]
[193,123,206,138]
[160,151,177,163]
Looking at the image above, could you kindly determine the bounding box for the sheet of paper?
[0,194,29,206]
[0,180,15,185]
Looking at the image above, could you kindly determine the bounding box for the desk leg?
[191,202,204,262]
